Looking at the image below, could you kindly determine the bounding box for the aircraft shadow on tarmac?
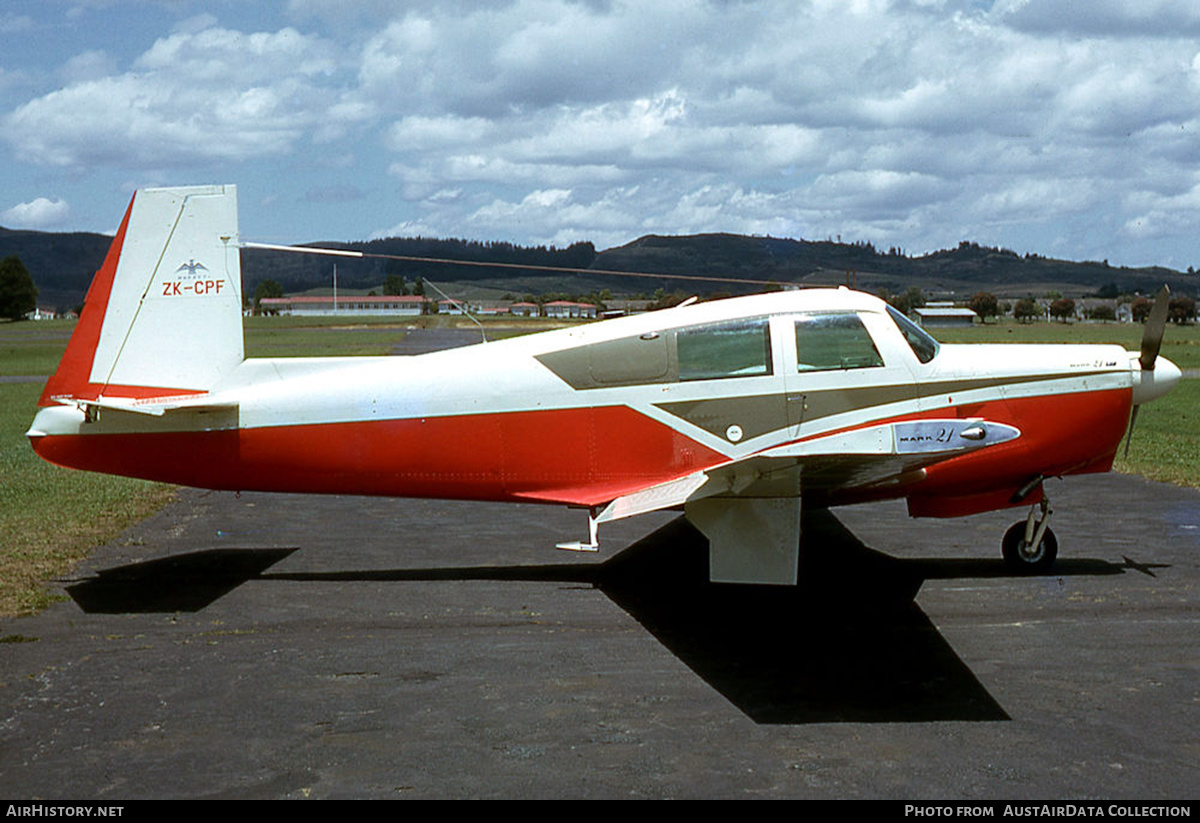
[65,548,300,614]
[64,508,1138,725]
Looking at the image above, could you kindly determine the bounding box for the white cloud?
[2,197,70,229]
[6,1,1200,266]
[3,24,344,167]
[466,186,640,247]
[391,155,625,191]
[387,115,494,151]
[352,2,1200,262]
[5,75,302,165]
[807,170,949,216]
[1122,181,1200,239]
[134,26,335,83]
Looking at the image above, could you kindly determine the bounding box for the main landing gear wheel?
[1002,521,1058,573]
[1002,495,1057,573]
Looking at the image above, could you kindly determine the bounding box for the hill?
[592,235,1193,300]
[3,224,1194,310]
[0,226,115,310]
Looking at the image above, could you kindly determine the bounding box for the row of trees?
[382,274,424,296]
[977,292,1196,324]
[882,285,1197,325]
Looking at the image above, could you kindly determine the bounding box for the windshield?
[886,305,940,364]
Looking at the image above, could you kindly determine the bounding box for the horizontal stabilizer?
[53,395,238,418]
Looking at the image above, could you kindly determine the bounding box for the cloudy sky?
[3,0,1200,270]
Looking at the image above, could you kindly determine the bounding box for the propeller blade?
[1123,404,1140,458]
[1139,285,1170,371]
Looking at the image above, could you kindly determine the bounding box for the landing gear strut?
[1002,497,1057,573]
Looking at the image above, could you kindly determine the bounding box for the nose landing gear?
[1002,497,1057,573]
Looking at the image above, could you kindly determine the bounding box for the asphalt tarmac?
[1,472,1197,800]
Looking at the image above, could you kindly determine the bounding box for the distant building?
[25,307,57,321]
[260,295,426,316]
[543,301,598,320]
[437,298,477,315]
[912,307,977,328]
[258,294,599,320]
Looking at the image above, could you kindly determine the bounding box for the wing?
[546,418,1020,585]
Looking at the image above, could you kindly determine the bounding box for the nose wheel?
[1002,498,1057,573]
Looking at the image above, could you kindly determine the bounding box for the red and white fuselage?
[27,185,1180,584]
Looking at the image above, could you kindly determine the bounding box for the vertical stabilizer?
[40,185,244,406]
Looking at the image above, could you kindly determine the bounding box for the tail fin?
[40,184,244,407]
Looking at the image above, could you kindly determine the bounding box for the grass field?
[0,313,1196,617]
[0,313,547,371]
[932,318,1200,370]
[1112,378,1199,485]
[0,322,74,376]
[0,382,174,616]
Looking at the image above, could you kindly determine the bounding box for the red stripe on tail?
[38,197,134,407]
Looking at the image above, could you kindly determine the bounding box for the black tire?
[1002,521,1058,574]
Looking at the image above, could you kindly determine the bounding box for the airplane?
[26,184,1182,585]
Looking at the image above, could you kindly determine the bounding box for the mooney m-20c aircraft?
[27,185,1182,584]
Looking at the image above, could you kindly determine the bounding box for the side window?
[677,318,772,381]
[589,334,670,384]
[795,314,884,371]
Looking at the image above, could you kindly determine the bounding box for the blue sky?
[3,0,1200,270]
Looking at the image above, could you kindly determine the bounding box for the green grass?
[0,314,561,368]
[0,320,76,375]
[1113,379,1200,486]
[933,318,1200,370]
[245,324,410,357]
[244,314,557,356]
[1,383,174,616]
